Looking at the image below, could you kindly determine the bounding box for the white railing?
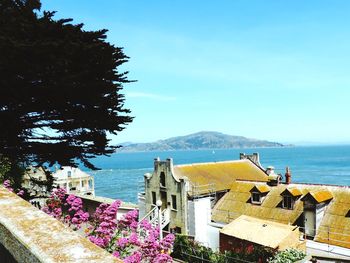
[139,205,158,227]
[161,207,170,229]
[140,206,171,228]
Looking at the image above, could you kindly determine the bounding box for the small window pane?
[152,191,156,205]
[251,192,261,204]
[283,196,293,209]
[160,172,166,187]
[171,195,177,210]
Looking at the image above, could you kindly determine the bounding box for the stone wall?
[0,186,121,263]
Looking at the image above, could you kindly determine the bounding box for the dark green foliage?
[0,0,133,170]
[172,235,276,263]
[0,155,23,187]
[0,156,52,199]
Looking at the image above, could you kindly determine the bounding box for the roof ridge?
[174,159,248,168]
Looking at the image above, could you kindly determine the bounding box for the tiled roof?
[252,184,270,193]
[220,215,301,250]
[212,182,305,225]
[284,188,303,197]
[212,182,350,249]
[302,189,333,203]
[314,189,350,248]
[173,160,268,196]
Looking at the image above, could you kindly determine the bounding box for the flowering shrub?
[3,179,25,197]
[42,189,175,262]
[3,179,14,192]
[87,202,174,262]
[42,188,89,230]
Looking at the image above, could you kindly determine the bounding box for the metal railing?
[138,205,170,226]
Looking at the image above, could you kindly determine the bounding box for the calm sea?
[88,146,350,203]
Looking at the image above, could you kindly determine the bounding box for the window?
[282,195,294,209]
[160,172,166,187]
[251,192,261,204]
[88,179,93,188]
[171,195,177,210]
[67,171,72,177]
[172,227,181,234]
[152,191,157,205]
[81,181,85,187]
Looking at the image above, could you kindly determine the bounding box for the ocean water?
[88,146,350,203]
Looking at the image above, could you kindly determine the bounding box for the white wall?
[187,200,195,236]
[138,195,146,219]
[187,197,220,250]
[117,207,137,220]
[316,202,326,232]
[207,224,221,251]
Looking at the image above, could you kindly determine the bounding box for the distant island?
[118,131,286,152]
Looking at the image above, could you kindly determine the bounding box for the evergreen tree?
[0,0,133,171]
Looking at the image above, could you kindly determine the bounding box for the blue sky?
[41,0,350,145]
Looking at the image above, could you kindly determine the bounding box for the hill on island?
[119,131,285,152]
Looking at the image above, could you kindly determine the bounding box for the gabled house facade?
[138,153,272,247]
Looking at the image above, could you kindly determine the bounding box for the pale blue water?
[88,146,350,203]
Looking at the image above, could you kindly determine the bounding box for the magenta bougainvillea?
[41,188,174,262]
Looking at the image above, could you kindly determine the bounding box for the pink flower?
[17,189,25,196]
[89,236,108,248]
[3,180,13,192]
[112,251,120,258]
[117,237,129,248]
[129,232,140,246]
[124,251,142,263]
[154,253,172,263]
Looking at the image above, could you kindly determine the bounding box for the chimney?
[285,167,291,184]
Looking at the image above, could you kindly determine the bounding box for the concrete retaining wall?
[0,186,121,263]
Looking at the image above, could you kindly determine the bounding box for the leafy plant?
[172,235,275,263]
[269,248,306,263]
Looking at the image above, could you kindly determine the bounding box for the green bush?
[269,248,306,263]
[171,234,276,263]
